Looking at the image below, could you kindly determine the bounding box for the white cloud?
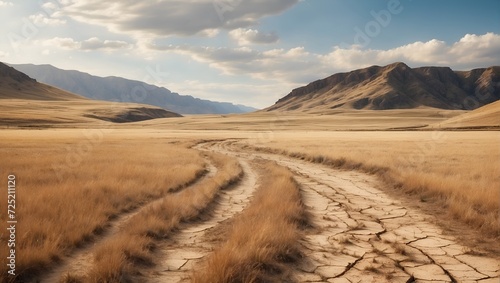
[80,37,130,50]
[150,44,259,63]
[449,33,500,64]
[149,43,321,83]
[324,32,500,70]
[29,14,66,26]
[41,37,80,49]
[229,28,279,45]
[0,50,9,57]
[0,1,13,7]
[41,2,59,11]
[40,37,131,51]
[149,33,500,84]
[60,0,298,37]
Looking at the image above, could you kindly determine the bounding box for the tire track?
[33,158,216,283]
[146,149,257,283]
[202,140,500,283]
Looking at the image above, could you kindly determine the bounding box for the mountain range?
[2,61,498,129]
[0,62,180,125]
[267,62,500,112]
[12,64,257,115]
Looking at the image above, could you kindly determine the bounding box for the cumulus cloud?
[0,1,13,7]
[324,32,500,70]
[80,37,130,50]
[60,0,298,37]
[149,43,321,83]
[29,14,66,26]
[149,33,500,84]
[41,37,80,49]
[40,37,131,51]
[229,28,279,45]
[449,33,500,64]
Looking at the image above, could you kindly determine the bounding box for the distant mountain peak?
[11,63,258,115]
[387,61,409,69]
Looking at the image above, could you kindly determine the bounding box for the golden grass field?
[0,107,499,282]
[74,152,243,282]
[0,132,206,280]
[242,130,500,238]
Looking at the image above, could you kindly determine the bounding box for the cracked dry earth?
[147,153,257,283]
[32,140,500,283]
[195,140,499,283]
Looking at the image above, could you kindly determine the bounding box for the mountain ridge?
[0,62,181,124]
[268,62,500,112]
[11,63,258,114]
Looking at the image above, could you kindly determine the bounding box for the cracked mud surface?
[147,147,258,283]
[33,140,500,283]
[197,140,499,283]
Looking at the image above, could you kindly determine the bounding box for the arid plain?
[1,62,499,283]
[1,107,499,283]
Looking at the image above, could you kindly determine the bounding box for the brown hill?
[0,62,83,100]
[267,62,500,112]
[0,62,181,126]
[434,99,500,129]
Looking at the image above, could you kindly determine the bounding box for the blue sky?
[1,0,499,108]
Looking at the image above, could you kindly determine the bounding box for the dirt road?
[34,158,216,283]
[195,140,499,283]
[32,139,500,283]
[147,157,257,283]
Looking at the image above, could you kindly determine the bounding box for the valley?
[0,62,499,282]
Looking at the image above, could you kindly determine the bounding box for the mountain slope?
[435,99,500,129]
[267,62,500,112]
[0,63,181,126]
[0,63,83,100]
[12,64,258,114]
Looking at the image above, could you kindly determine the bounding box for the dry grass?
[192,162,307,283]
[137,109,464,131]
[242,131,500,239]
[1,108,498,281]
[0,133,205,281]
[78,152,243,282]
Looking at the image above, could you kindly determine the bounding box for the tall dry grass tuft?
[192,162,307,283]
[0,137,205,282]
[81,152,243,282]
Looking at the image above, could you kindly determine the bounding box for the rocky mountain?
[267,62,500,112]
[12,64,258,114]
